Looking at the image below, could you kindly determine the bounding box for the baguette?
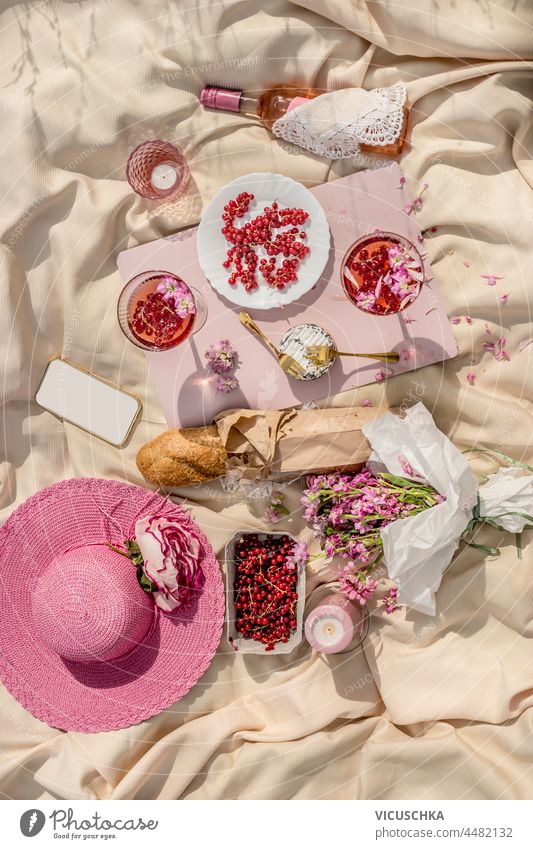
[136,425,227,487]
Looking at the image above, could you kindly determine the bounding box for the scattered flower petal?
[495,349,510,362]
[462,260,470,268]
[398,454,416,476]
[374,369,386,383]
[466,371,476,385]
[361,399,373,407]
[451,317,461,325]
[465,315,473,325]
[484,337,510,362]
[399,347,415,362]
[481,274,504,286]
[499,294,509,305]
[382,586,401,614]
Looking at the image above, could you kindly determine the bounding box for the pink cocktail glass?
[117,270,206,352]
[341,231,425,316]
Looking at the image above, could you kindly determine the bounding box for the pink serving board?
[117,164,457,428]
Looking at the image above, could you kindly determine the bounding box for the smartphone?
[35,358,142,447]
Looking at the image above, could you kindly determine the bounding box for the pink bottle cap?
[287,96,309,113]
[200,86,242,113]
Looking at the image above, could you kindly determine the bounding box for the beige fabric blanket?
[1,0,533,800]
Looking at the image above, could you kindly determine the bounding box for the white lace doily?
[272,83,407,160]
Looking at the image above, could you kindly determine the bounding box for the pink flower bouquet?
[304,403,533,616]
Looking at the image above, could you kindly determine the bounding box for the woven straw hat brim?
[0,478,225,733]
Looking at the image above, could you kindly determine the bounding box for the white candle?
[150,162,178,191]
[312,615,346,649]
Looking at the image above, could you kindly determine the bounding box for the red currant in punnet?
[232,532,299,652]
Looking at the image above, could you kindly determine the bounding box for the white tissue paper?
[362,403,478,615]
[362,403,533,615]
[478,466,533,533]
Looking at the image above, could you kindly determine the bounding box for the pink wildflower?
[361,399,373,407]
[499,294,509,305]
[466,371,476,385]
[338,563,378,606]
[205,339,237,373]
[216,375,239,393]
[286,540,308,570]
[156,276,196,317]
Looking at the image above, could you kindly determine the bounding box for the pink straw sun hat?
[0,478,225,733]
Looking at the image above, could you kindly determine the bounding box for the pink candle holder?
[341,231,425,316]
[304,582,369,654]
[126,140,189,200]
[117,270,206,352]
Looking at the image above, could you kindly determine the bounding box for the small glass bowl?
[126,140,189,200]
[341,231,425,316]
[117,270,206,352]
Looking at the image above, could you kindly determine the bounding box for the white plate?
[197,173,330,310]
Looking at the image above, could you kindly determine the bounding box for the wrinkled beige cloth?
[1,0,533,800]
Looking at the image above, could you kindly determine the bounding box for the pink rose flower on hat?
[135,515,206,612]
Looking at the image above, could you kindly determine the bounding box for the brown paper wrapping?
[214,406,399,480]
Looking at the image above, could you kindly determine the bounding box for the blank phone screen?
[35,359,141,446]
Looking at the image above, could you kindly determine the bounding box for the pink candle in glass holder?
[305,592,364,654]
[126,140,189,200]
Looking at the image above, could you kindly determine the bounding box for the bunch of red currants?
[221,192,310,292]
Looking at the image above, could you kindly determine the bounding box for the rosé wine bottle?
[200,84,408,155]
